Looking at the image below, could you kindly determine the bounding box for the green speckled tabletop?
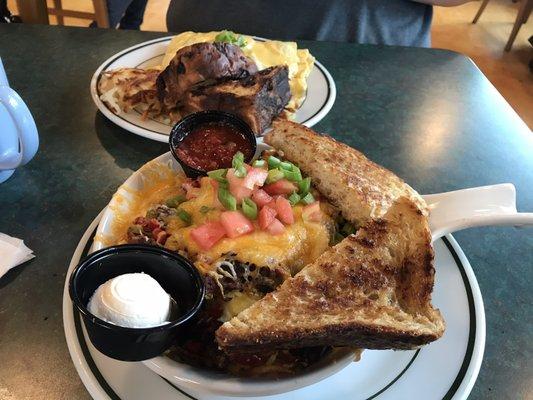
[0,24,531,400]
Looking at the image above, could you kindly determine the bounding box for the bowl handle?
[423,183,533,241]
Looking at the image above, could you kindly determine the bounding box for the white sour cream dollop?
[88,273,171,328]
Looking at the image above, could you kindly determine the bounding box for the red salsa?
[175,122,253,171]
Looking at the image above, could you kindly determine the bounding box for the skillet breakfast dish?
[97,31,314,135]
[98,119,445,376]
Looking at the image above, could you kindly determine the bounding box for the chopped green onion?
[341,223,356,236]
[165,194,186,208]
[292,166,303,181]
[301,192,315,205]
[214,30,247,48]
[298,177,311,194]
[279,161,293,171]
[288,192,301,206]
[200,205,212,214]
[218,179,229,189]
[232,152,247,177]
[266,169,285,184]
[207,168,227,182]
[283,168,303,182]
[241,198,258,219]
[232,151,245,167]
[267,155,281,169]
[252,159,266,168]
[177,209,192,224]
[234,165,247,178]
[218,187,237,211]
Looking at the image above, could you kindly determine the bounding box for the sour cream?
[88,273,171,328]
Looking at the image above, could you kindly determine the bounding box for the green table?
[0,24,531,400]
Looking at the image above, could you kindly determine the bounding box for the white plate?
[90,36,336,143]
[64,218,485,399]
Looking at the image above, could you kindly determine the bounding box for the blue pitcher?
[0,57,39,183]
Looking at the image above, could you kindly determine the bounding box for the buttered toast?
[264,120,427,226]
[216,198,445,352]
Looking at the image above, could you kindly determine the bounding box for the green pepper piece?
[218,187,237,211]
[207,168,228,182]
[288,192,301,206]
[177,208,192,224]
[266,169,285,184]
[165,194,186,208]
[232,152,247,177]
[298,177,311,195]
[300,192,315,205]
[279,161,293,171]
[241,198,258,219]
[252,159,266,168]
[267,155,281,169]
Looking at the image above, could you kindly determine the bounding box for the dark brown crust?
[215,198,445,352]
[264,120,428,224]
[217,321,441,352]
[156,42,258,109]
[181,66,291,134]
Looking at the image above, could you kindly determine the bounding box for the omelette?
[161,31,315,110]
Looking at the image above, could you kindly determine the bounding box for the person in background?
[0,0,21,23]
[166,0,474,47]
[105,0,148,29]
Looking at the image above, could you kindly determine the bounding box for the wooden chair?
[473,0,533,51]
[16,0,109,28]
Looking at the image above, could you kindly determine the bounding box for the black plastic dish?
[169,110,257,178]
[69,245,205,362]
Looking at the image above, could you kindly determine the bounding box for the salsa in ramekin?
[170,111,257,178]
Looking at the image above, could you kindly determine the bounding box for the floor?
[7,0,533,128]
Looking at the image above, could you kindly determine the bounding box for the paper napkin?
[0,233,34,279]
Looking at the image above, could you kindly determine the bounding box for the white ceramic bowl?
[143,350,355,397]
[92,152,532,397]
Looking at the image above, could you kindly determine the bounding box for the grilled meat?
[181,66,291,134]
[156,42,258,109]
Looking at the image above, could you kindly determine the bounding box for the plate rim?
[63,213,485,400]
[89,35,337,143]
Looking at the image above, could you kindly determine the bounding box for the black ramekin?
[69,245,205,362]
[169,110,257,178]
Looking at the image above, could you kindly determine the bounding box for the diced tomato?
[275,196,294,225]
[182,181,200,200]
[258,205,277,230]
[266,218,285,235]
[190,221,226,250]
[251,188,273,208]
[220,211,254,238]
[263,179,297,196]
[226,168,241,187]
[226,168,253,202]
[231,185,253,203]
[243,168,268,189]
[302,201,322,222]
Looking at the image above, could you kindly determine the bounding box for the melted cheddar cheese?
[164,177,332,274]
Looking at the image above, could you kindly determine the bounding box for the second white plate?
[90,36,336,143]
